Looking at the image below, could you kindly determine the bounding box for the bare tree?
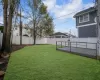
[27,0,54,44]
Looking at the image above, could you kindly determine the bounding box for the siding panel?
[78,25,97,38]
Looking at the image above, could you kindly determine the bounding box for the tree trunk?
[1,0,8,52]
[5,7,13,53]
[20,21,22,45]
[33,21,36,45]
[20,8,22,45]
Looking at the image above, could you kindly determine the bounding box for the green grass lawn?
[4,45,100,80]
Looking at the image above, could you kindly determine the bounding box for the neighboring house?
[13,24,31,37]
[49,32,76,38]
[74,7,97,38]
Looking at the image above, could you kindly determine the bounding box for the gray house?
[49,32,76,38]
[74,7,97,38]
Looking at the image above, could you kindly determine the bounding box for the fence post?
[70,42,71,52]
[56,41,57,50]
[65,41,66,47]
[96,43,98,59]
[86,42,87,48]
[76,42,77,48]
[61,41,62,48]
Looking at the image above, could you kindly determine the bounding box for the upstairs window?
[79,13,89,23]
[79,16,83,23]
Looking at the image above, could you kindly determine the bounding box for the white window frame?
[79,13,90,23]
[79,16,83,23]
[94,17,97,23]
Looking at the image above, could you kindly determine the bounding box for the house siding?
[76,11,97,26]
[78,25,97,38]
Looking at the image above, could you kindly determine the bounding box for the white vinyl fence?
[12,36,47,45]
[12,36,70,45]
[70,38,97,49]
[47,38,69,45]
[12,36,97,49]
[0,34,97,49]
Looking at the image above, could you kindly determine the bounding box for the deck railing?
[56,41,97,50]
[56,41,98,59]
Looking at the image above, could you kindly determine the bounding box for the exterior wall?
[75,10,97,38]
[76,11,97,26]
[78,25,97,38]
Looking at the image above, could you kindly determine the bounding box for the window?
[55,36,61,38]
[79,13,89,23]
[79,16,83,23]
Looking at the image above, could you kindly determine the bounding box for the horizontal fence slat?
[56,41,97,50]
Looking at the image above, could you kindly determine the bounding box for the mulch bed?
[0,44,32,80]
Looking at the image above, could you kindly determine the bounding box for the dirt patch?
[0,44,32,80]
[0,56,9,80]
[12,44,32,52]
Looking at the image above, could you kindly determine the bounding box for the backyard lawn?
[4,45,100,80]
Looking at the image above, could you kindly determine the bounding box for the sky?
[43,0,95,36]
[0,0,95,36]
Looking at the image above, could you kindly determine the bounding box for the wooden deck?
[57,47,97,58]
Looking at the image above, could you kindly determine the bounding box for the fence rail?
[56,41,97,49]
[56,41,97,59]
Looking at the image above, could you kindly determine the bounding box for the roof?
[50,32,68,36]
[50,32,76,37]
[74,7,97,18]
